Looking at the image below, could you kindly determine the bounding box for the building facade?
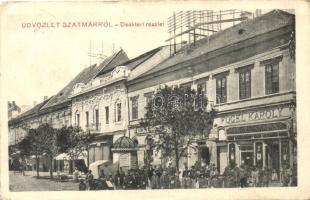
[8,10,296,181]
[126,10,296,180]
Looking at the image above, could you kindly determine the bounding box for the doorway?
[200,147,210,165]
[241,151,253,167]
[269,143,280,178]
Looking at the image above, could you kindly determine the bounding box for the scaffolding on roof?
[166,10,255,55]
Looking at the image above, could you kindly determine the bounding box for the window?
[265,62,279,94]
[95,109,99,130]
[180,82,192,91]
[239,70,251,99]
[196,82,207,108]
[85,111,89,127]
[197,82,206,97]
[216,77,227,104]
[105,106,109,124]
[76,113,80,127]
[116,102,121,122]
[131,96,139,120]
[144,92,154,108]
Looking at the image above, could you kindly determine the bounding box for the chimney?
[43,96,48,101]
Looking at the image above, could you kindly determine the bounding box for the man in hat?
[160,170,170,189]
[86,170,94,190]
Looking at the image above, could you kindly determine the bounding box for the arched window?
[75,110,80,127]
[115,99,122,122]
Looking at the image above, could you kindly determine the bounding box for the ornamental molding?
[71,66,130,97]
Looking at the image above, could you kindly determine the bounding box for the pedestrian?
[119,168,125,189]
[189,166,196,188]
[151,167,160,189]
[251,167,259,187]
[79,179,87,191]
[239,164,247,188]
[281,164,291,186]
[99,169,106,179]
[107,173,114,189]
[147,166,154,189]
[261,166,271,187]
[271,169,278,182]
[137,168,147,189]
[182,166,189,189]
[86,170,94,190]
[114,170,121,189]
[73,167,79,182]
[160,170,170,189]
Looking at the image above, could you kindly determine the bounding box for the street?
[9,171,79,191]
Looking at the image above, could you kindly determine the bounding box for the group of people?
[78,161,297,190]
[78,162,223,190]
[223,161,297,188]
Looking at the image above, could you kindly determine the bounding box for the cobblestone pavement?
[9,171,79,191]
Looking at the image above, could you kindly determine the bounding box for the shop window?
[255,142,263,168]
[281,140,290,167]
[265,61,280,94]
[228,143,236,164]
[239,70,251,99]
[216,77,227,104]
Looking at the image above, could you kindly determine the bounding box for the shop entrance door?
[269,143,280,177]
[241,151,253,167]
[200,147,210,165]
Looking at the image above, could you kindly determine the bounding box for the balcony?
[86,123,101,132]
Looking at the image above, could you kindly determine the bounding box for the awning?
[55,151,87,161]
[55,153,70,160]
[89,160,111,179]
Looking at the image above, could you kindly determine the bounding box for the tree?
[17,124,59,178]
[18,127,46,177]
[141,85,215,174]
[36,123,59,179]
[58,126,92,173]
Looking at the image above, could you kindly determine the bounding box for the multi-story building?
[7,52,128,172]
[70,50,129,170]
[126,10,296,180]
[70,46,171,173]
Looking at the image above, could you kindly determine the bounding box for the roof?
[9,97,52,123]
[41,49,129,110]
[122,47,163,70]
[96,49,129,76]
[127,45,171,81]
[139,10,294,78]
[113,135,137,149]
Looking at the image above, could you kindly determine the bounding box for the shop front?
[213,103,296,181]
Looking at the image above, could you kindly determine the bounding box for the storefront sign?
[221,106,288,125]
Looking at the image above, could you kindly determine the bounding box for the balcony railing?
[86,123,101,132]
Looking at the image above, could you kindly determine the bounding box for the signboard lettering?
[222,107,286,124]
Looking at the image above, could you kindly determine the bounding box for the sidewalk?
[9,171,79,191]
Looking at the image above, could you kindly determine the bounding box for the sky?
[0,1,288,108]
